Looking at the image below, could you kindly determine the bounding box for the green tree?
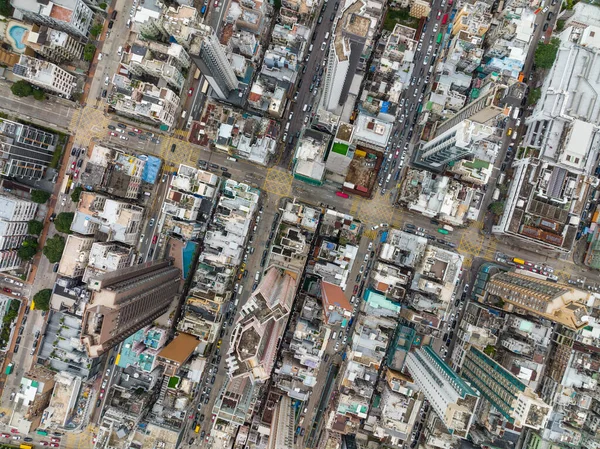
[528,87,542,106]
[556,19,565,32]
[90,23,103,38]
[0,0,14,17]
[534,38,560,69]
[32,88,46,101]
[54,212,74,234]
[71,186,83,203]
[17,237,38,261]
[43,235,65,263]
[99,2,107,9]
[28,220,44,236]
[31,189,51,204]
[10,80,33,97]
[33,289,52,311]
[489,202,505,215]
[83,43,96,61]
[483,345,497,356]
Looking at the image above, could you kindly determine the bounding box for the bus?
[442,13,448,24]
[437,228,449,235]
[513,257,525,265]
[194,68,201,80]
[417,104,423,114]
[37,430,49,436]
[200,79,209,94]
[436,32,443,44]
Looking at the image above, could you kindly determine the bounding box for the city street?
[281,0,339,168]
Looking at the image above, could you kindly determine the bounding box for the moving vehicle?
[437,228,449,235]
[436,33,443,44]
[335,191,349,198]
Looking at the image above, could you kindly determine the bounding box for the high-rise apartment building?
[0,118,59,180]
[267,395,295,449]
[434,83,508,137]
[414,120,494,171]
[24,25,84,64]
[0,193,38,251]
[193,34,238,100]
[13,55,75,98]
[81,260,181,357]
[461,346,551,429]
[16,0,94,39]
[226,267,297,383]
[486,271,590,330]
[321,1,370,113]
[405,346,480,438]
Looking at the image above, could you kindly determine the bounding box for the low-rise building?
[71,192,144,246]
[109,74,180,129]
[23,24,84,63]
[293,129,331,185]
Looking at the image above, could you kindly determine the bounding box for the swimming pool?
[8,25,27,50]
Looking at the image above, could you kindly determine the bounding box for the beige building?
[58,235,95,278]
[486,271,590,330]
[410,0,431,19]
[81,260,181,357]
[451,2,492,37]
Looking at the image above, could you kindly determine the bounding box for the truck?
[5,363,13,375]
[492,188,500,201]
[513,257,525,265]
[442,224,454,232]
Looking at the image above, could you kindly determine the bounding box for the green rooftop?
[463,159,490,170]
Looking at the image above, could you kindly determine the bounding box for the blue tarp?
[140,155,162,184]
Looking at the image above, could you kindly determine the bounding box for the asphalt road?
[91,0,136,102]
[0,82,73,132]
[280,0,340,168]
[379,0,451,196]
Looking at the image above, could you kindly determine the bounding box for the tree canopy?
[28,220,44,236]
[71,186,83,203]
[83,43,96,62]
[31,189,51,204]
[33,289,52,311]
[43,235,65,263]
[54,212,74,234]
[489,202,505,215]
[534,38,560,69]
[10,80,33,97]
[17,237,38,261]
[90,23,103,38]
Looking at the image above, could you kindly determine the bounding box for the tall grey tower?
[193,34,238,100]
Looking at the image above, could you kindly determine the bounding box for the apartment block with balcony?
[414,120,495,172]
[461,347,552,430]
[0,193,38,256]
[13,55,75,98]
[405,346,480,438]
[451,1,493,37]
[70,192,144,246]
[486,271,591,329]
[226,267,298,384]
[81,260,181,357]
[0,119,59,180]
[24,24,84,64]
[123,41,191,93]
[16,0,94,39]
[109,74,180,129]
